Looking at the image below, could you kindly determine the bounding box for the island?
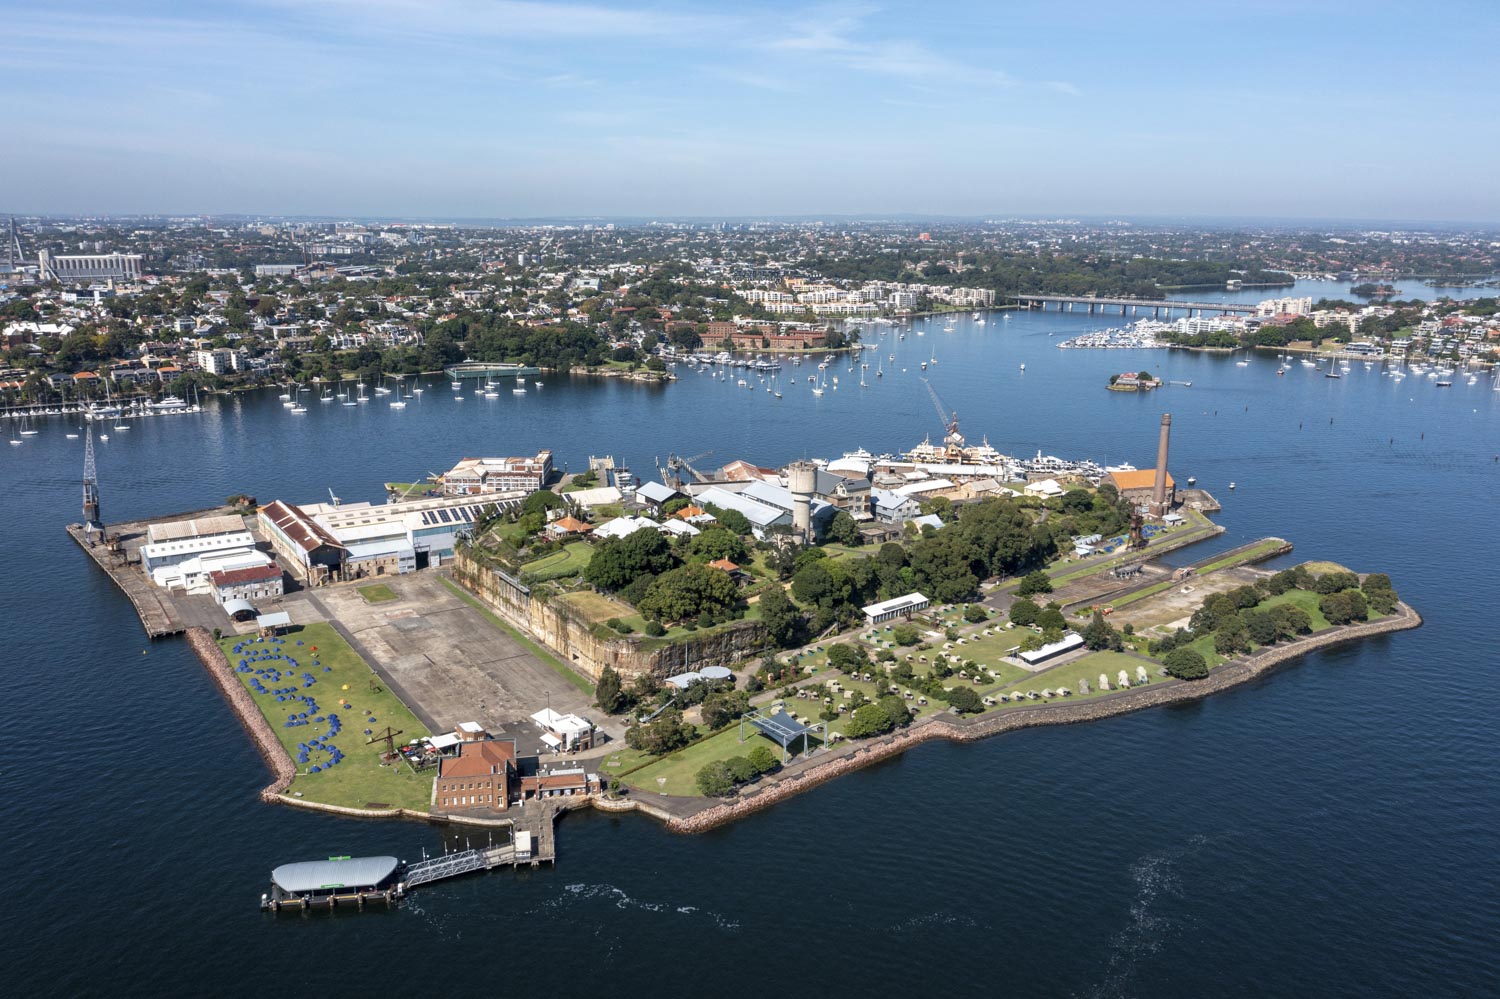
[68,417,1420,856]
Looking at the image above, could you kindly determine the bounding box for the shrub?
[1163,647,1209,680]
[643,620,665,637]
[891,624,921,646]
[963,604,989,624]
[746,745,779,774]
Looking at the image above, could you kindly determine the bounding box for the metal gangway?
[401,843,516,889]
[402,849,488,888]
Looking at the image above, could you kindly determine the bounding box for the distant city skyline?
[4,0,1498,221]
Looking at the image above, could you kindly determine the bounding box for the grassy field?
[438,577,595,694]
[1000,650,1157,700]
[218,622,435,812]
[522,541,593,581]
[1257,587,1334,631]
[622,727,756,796]
[357,583,398,603]
[1301,560,1352,576]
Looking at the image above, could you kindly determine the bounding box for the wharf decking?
[67,522,184,638]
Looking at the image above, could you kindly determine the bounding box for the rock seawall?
[659,603,1422,834]
[185,627,295,801]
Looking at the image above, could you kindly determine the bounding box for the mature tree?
[638,564,740,623]
[725,755,757,784]
[703,504,751,536]
[845,702,896,738]
[791,559,835,605]
[758,586,806,647]
[827,510,861,546]
[963,603,989,624]
[1319,590,1368,625]
[629,707,695,755]
[595,665,626,714]
[584,528,676,591]
[1242,610,1280,646]
[1081,611,1123,651]
[877,694,913,729]
[695,761,736,796]
[1009,598,1040,627]
[702,690,751,730]
[1163,647,1209,680]
[1361,573,1398,614]
[520,489,566,518]
[1214,614,1251,655]
[1314,570,1362,595]
[945,686,983,714]
[1036,607,1067,633]
[907,536,979,603]
[1270,604,1313,637]
[826,642,869,670]
[1017,570,1053,597]
[690,526,749,564]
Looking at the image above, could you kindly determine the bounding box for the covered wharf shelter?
[264,855,401,910]
[739,707,824,764]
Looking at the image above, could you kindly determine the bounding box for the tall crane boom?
[921,377,964,447]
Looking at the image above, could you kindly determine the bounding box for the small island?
[1108,370,1162,391]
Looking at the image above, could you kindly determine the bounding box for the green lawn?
[1256,588,1334,631]
[521,541,593,581]
[999,650,1159,701]
[623,726,800,796]
[438,576,595,694]
[219,622,435,812]
[357,583,398,603]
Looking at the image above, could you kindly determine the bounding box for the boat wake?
[550,882,741,931]
[1081,837,1203,999]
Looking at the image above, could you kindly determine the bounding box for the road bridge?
[1012,294,1258,317]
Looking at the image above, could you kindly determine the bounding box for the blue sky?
[3,0,1498,220]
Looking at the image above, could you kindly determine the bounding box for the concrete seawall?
[651,602,1423,834]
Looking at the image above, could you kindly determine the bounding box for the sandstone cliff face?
[452,549,767,682]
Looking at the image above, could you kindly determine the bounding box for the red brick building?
[435,739,516,812]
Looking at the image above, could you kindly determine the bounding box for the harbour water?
[3,281,1498,997]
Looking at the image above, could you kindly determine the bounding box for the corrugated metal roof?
[271,856,398,893]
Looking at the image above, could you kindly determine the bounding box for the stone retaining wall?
[658,603,1422,834]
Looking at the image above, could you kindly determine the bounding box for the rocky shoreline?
[185,627,295,802]
[651,602,1422,834]
[190,603,1420,833]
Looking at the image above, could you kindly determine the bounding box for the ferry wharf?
[261,801,562,912]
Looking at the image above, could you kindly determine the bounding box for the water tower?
[787,461,817,542]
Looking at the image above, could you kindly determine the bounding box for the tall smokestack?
[1151,413,1171,514]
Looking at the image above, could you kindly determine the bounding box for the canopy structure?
[255,611,292,631]
[739,707,824,764]
[271,856,398,896]
[664,671,703,690]
[223,597,256,620]
[699,665,733,681]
